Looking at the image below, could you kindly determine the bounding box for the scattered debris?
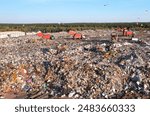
[132,38,139,41]
[0,30,150,99]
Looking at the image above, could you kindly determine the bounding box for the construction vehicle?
[37,31,43,37]
[123,28,135,37]
[37,31,55,40]
[68,30,85,39]
[111,27,135,41]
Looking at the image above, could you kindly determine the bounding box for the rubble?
[0,31,35,39]
[0,30,150,99]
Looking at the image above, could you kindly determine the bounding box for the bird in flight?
[104,4,109,6]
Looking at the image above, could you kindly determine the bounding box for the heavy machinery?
[37,31,55,40]
[68,30,85,39]
[123,28,135,37]
[111,27,135,41]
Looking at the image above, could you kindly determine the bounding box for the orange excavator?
[123,28,134,37]
[37,31,55,40]
[68,30,85,39]
[111,27,135,41]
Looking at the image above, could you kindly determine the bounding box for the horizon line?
[0,21,150,24]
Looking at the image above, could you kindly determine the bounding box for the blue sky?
[0,0,149,23]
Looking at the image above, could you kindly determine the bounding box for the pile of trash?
[0,31,150,99]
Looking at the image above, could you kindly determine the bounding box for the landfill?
[0,30,150,99]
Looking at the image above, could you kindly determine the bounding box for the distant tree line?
[0,23,150,32]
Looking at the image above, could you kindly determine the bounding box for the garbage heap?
[0,35,150,99]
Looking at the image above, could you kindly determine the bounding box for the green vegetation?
[0,23,150,32]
